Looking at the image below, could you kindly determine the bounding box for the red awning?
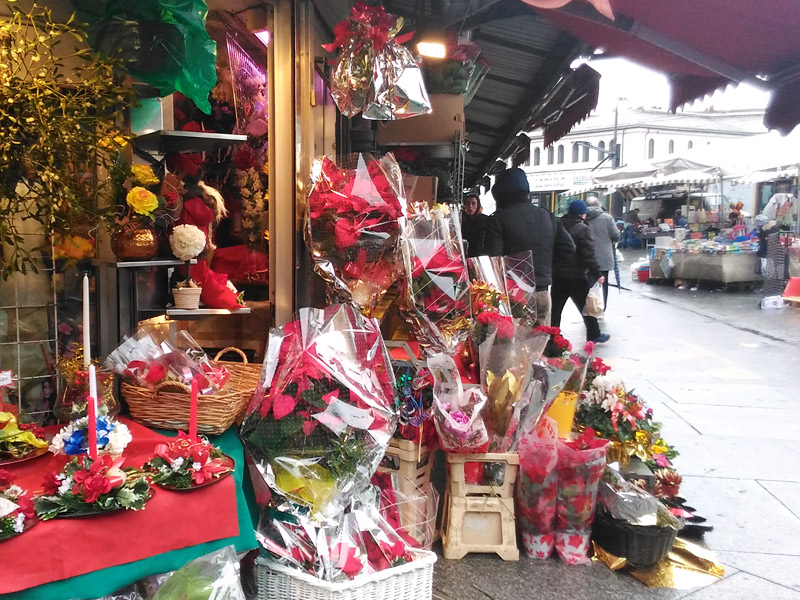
[526,0,800,134]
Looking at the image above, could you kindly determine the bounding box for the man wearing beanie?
[484,168,575,326]
[585,196,620,308]
[551,199,609,344]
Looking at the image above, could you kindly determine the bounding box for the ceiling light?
[254,29,270,47]
[417,40,447,58]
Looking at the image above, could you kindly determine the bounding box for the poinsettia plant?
[0,470,36,540]
[305,154,406,313]
[143,433,234,489]
[34,455,151,520]
[241,304,397,518]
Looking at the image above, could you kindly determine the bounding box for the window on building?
[582,144,589,162]
[547,146,554,164]
[572,143,579,163]
[668,140,675,154]
[598,141,605,161]
[557,145,564,164]
[647,139,655,159]
[533,147,540,166]
[688,141,693,149]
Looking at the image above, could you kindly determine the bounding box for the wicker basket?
[255,552,436,600]
[592,509,679,568]
[173,286,202,309]
[121,347,261,435]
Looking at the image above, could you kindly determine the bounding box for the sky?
[585,57,771,115]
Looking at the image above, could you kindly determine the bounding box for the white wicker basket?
[255,551,436,600]
[172,286,202,309]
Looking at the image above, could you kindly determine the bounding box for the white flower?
[13,513,25,533]
[105,422,132,455]
[192,461,203,471]
[57,476,73,495]
[170,457,185,471]
[5,485,24,499]
[169,224,207,261]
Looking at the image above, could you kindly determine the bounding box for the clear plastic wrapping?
[151,545,245,600]
[400,204,471,356]
[305,154,406,314]
[598,466,682,530]
[240,305,397,518]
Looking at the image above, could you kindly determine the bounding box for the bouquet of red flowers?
[306,154,406,313]
[400,203,471,356]
[516,417,559,558]
[241,305,397,518]
[322,2,431,119]
[554,429,609,565]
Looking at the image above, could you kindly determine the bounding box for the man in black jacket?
[484,168,576,326]
[551,200,609,343]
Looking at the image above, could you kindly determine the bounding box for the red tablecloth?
[0,419,239,594]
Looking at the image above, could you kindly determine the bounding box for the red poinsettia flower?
[15,494,35,520]
[42,470,61,495]
[272,394,298,420]
[334,219,361,249]
[71,455,126,503]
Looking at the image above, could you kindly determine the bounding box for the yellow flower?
[130,164,160,186]
[126,186,158,216]
[652,439,669,455]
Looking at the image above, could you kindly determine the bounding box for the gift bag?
[583,282,605,318]
[555,430,609,565]
[516,416,559,558]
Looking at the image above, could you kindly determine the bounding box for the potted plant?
[168,224,206,309]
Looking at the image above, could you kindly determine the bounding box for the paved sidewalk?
[433,277,800,599]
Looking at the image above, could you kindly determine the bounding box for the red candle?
[189,377,199,441]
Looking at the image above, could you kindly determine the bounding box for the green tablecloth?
[5,427,259,600]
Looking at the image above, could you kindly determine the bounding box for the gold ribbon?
[606,430,653,467]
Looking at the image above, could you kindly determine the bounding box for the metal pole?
[612,104,619,169]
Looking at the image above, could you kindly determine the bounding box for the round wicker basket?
[173,286,202,310]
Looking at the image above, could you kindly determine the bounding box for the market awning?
[531,0,800,134]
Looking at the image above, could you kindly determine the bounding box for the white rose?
[169,224,207,261]
[171,457,185,471]
[58,476,73,495]
[13,513,25,533]
[105,422,132,455]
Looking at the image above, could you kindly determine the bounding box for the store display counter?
[672,253,762,284]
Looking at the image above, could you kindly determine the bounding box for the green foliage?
[0,1,134,278]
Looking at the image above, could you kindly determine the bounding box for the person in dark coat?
[585,196,620,308]
[551,200,609,343]
[461,193,490,257]
[484,168,575,326]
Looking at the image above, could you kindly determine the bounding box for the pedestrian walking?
[484,168,575,327]
[551,200,609,343]
[585,196,620,308]
[460,193,490,257]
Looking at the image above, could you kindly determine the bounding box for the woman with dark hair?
[461,193,490,257]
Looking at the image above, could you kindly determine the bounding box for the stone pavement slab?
[759,481,800,519]
[714,551,800,593]
[681,571,800,599]
[651,381,799,410]
[670,404,800,440]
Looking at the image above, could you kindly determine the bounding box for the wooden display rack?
[441,452,520,561]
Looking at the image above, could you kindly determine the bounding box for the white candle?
[82,274,91,368]
[88,364,98,406]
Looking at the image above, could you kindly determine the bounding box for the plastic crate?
[255,552,437,600]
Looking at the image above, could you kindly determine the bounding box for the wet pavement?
[433,251,800,599]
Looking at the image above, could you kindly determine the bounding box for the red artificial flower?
[0,469,14,489]
[234,145,258,171]
[15,494,35,520]
[190,457,231,485]
[553,334,572,351]
[42,471,61,495]
[163,191,179,207]
[71,455,126,503]
[591,357,611,375]
[302,420,318,436]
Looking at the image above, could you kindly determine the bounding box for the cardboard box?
[403,174,438,207]
[377,94,465,145]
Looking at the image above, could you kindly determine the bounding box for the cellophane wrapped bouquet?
[516,416,559,558]
[240,304,397,519]
[400,202,471,356]
[322,2,431,119]
[555,429,609,565]
[305,154,406,314]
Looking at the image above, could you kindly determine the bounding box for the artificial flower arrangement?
[110,156,180,233]
[305,154,406,313]
[400,202,471,356]
[34,454,151,520]
[232,145,269,250]
[576,356,679,472]
[143,433,234,490]
[49,415,132,457]
[0,469,36,540]
[241,304,397,518]
[170,223,207,265]
[55,351,118,421]
[0,412,48,460]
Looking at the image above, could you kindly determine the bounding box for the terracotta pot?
[112,224,159,261]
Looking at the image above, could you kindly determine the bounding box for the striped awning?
[737,167,799,184]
